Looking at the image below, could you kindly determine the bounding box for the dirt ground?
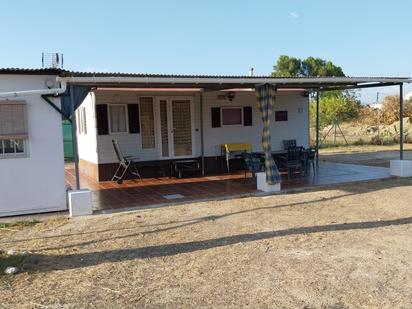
[320,144,412,167]
[1,177,412,308]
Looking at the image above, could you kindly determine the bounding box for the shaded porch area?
[65,162,391,212]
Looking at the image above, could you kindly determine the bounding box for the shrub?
[381,96,412,124]
[392,134,409,144]
[357,106,381,126]
[370,136,383,145]
[352,138,367,146]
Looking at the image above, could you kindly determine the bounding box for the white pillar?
[256,172,281,192]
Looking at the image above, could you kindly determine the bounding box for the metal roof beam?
[318,82,402,92]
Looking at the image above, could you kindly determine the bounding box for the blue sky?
[0,0,411,102]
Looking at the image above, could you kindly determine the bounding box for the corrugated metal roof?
[0,68,63,75]
[0,68,410,83]
[61,70,409,80]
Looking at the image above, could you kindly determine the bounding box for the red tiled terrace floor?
[65,162,391,212]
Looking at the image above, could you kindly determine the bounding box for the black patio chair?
[111,140,141,184]
[242,152,265,178]
[283,139,297,150]
[280,146,304,179]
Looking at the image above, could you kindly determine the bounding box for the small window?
[78,107,87,134]
[221,107,243,126]
[275,111,288,122]
[109,104,128,134]
[0,101,28,158]
[0,139,26,157]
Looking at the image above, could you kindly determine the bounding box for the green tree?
[301,57,344,77]
[310,91,360,128]
[272,55,359,130]
[271,55,301,77]
[272,55,344,77]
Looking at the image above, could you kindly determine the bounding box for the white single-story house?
[0,68,410,217]
[76,87,310,180]
[0,69,66,217]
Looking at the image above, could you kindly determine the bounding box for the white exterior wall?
[203,91,310,156]
[77,92,98,164]
[0,75,66,217]
[92,91,202,164]
[79,90,309,165]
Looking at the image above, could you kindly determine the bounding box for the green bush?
[310,91,360,129]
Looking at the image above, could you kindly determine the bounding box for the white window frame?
[0,138,28,159]
[108,104,129,135]
[221,106,243,127]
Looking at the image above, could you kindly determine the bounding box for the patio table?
[253,149,310,176]
[171,159,202,179]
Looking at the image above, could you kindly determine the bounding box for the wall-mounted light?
[227,91,235,101]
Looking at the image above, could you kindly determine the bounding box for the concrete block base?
[68,189,93,217]
[390,160,412,177]
[256,172,281,192]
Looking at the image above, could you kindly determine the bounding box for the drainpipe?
[0,79,69,120]
[0,81,67,99]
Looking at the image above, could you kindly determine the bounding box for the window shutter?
[243,106,252,126]
[127,104,140,134]
[211,107,221,128]
[140,97,155,149]
[0,101,28,139]
[95,104,109,135]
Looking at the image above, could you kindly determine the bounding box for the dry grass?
[1,177,412,308]
[319,144,412,154]
[319,145,412,167]
[312,117,412,147]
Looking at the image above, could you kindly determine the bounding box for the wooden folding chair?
[111,140,141,184]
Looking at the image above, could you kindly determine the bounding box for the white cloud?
[289,12,300,19]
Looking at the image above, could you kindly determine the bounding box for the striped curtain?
[255,84,281,184]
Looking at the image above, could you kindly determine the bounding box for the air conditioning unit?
[42,52,64,69]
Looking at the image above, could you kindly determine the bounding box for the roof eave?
[56,76,411,91]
